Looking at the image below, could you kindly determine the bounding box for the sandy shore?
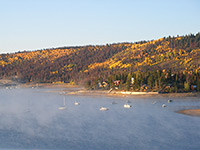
[178,109,200,117]
[5,82,199,98]
[65,89,200,98]
[19,83,81,89]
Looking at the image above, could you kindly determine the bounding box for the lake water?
[0,88,200,150]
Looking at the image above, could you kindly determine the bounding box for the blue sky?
[0,0,199,54]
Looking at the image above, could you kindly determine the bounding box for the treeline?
[0,33,199,92]
[0,44,125,83]
[87,70,200,92]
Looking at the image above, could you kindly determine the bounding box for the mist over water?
[0,88,200,150]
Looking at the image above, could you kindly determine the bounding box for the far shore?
[19,83,82,89]
[1,82,199,98]
[33,83,199,98]
[25,83,200,98]
[66,89,200,98]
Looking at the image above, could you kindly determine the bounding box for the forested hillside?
[0,33,200,92]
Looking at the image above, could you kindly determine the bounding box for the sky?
[0,0,200,54]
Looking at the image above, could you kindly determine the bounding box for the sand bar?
[178,109,200,117]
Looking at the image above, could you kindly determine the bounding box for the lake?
[0,88,200,150]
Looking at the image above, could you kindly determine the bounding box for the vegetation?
[0,33,199,92]
[96,70,200,93]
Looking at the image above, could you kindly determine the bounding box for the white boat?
[59,96,66,110]
[162,104,167,107]
[100,107,109,111]
[74,101,80,105]
[58,106,66,110]
[124,104,132,108]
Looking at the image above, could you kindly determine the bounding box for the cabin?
[140,84,149,92]
[114,80,120,86]
[98,82,103,88]
[131,77,134,84]
[191,85,197,91]
[166,84,172,88]
[98,81,108,88]
[102,81,108,87]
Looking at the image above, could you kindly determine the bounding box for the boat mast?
[63,96,66,106]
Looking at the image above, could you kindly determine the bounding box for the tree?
[85,80,91,88]
[125,73,132,90]
[184,81,190,92]
[197,76,200,92]
[147,75,153,89]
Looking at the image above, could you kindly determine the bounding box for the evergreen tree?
[147,75,153,89]
[184,81,190,92]
[197,76,200,92]
[125,73,132,90]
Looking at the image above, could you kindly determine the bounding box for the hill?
[0,33,200,92]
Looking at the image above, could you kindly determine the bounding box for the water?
[0,88,200,150]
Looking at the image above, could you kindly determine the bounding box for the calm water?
[0,88,200,150]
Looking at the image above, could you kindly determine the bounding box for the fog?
[0,88,200,149]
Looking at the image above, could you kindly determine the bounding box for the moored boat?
[59,96,66,110]
[74,101,80,105]
[168,99,173,103]
[124,104,132,108]
[100,107,109,111]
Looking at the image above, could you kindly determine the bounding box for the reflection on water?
[0,88,200,150]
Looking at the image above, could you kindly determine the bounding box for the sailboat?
[124,104,132,108]
[74,101,80,105]
[100,106,109,111]
[59,96,66,110]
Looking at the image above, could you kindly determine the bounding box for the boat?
[124,104,132,108]
[59,106,66,110]
[74,101,80,105]
[111,101,117,104]
[168,99,173,103]
[107,88,113,93]
[59,96,66,110]
[126,100,131,103]
[100,107,109,111]
[152,101,157,104]
[162,104,167,107]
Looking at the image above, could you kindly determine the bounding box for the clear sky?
[0,0,199,54]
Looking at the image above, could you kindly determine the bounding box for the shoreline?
[20,83,81,89]
[25,83,200,98]
[65,89,200,98]
[2,82,200,117]
[177,109,200,117]
[1,82,199,98]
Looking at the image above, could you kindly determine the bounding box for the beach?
[178,109,200,117]
[65,88,200,98]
